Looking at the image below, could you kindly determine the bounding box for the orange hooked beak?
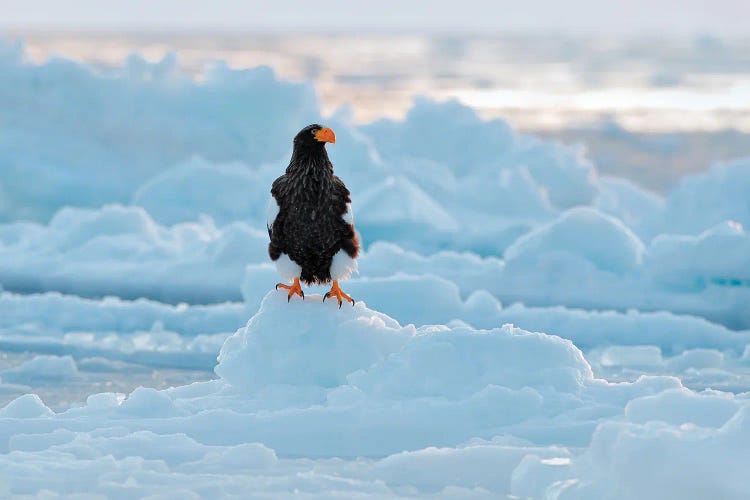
[314,127,336,144]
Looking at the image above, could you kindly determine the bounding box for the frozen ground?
[1,41,750,498]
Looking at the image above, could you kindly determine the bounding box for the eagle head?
[293,124,336,150]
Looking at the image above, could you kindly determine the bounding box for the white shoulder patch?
[342,202,354,225]
[267,196,280,230]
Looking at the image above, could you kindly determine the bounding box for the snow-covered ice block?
[0,204,267,302]
[0,49,320,222]
[117,387,182,418]
[646,221,750,289]
[594,176,664,237]
[665,349,726,372]
[505,206,644,275]
[624,387,740,427]
[0,289,244,335]
[0,394,54,418]
[358,242,506,296]
[658,157,750,235]
[356,175,459,233]
[349,323,592,398]
[558,403,750,500]
[216,292,414,390]
[133,158,278,226]
[345,274,465,326]
[1,356,79,385]
[168,297,586,408]
[362,97,598,209]
[373,443,568,494]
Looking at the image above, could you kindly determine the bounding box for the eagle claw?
[276,278,304,302]
[324,280,354,308]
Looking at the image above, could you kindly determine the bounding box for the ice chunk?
[505,207,645,274]
[0,205,266,303]
[216,292,415,390]
[117,387,180,417]
[646,221,750,289]
[559,403,750,499]
[1,356,79,385]
[594,176,665,236]
[0,394,54,418]
[658,157,750,235]
[624,387,740,427]
[133,158,277,226]
[356,175,459,233]
[0,50,319,222]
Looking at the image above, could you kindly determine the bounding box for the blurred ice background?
[12,31,750,191]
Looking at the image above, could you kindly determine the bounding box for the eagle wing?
[333,175,359,259]
[267,175,288,261]
[267,194,280,240]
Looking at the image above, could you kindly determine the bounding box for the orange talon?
[323,280,354,308]
[276,278,304,302]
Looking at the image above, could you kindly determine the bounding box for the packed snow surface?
[1,42,750,498]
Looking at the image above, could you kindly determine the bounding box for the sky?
[1,0,748,36]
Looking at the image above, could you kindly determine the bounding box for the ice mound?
[647,221,750,289]
[346,274,466,326]
[559,404,750,500]
[132,158,278,226]
[594,176,665,236]
[210,292,614,456]
[216,292,414,390]
[659,157,750,235]
[356,175,459,233]
[505,206,645,275]
[1,355,79,385]
[363,97,598,209]
[0,50,320,222]
[358,242,506,295]
[512,136,599,209]
[0,393,53,418]
[0,290,243,336]
[363,97,516,174]
[0,204,266,302]
[349,324,592,398]
[218,291,591,398]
